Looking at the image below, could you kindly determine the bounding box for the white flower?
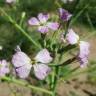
[66,29,79,44]
[12,46,52,80]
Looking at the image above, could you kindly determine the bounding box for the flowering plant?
[0,0,95,96]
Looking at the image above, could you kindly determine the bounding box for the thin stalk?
[52,66,59,96]
[86,12,94,30]
[55,0,62,8]
[69,4,89,27]
[2,76,53,95]
[0,8,41,49]
[49,56,76,67]
[19,12,26,26]
[84,31,96,40]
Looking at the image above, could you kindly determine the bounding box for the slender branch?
[49,56,76,67]
[0,8,41,49]
[58,44,77,53]
[69,4,89,27]
[2,76,53,95]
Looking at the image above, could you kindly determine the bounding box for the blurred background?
[0,0,96,96]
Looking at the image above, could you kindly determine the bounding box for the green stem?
[55,0,62,8]
[86,12,94,30]
[51,49,60,96]
[69,4,89,27]
[52,66,59,96]
[19,12,26,26]
[49,56,76,67]
[2,76,53,95]
[14,23,41,49]
[0,8,41,49]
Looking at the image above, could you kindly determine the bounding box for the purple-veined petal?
[35,49,53,64]
[59,8,72,21]
[66,29,79,44]
[38,26,49,33]
[47,22,59,31]
[28,17,40,26]
[78,57,88,68]
[33,64,51,80]
[16,64,32,79]
[38,13,49,24]
[12,50,31,67]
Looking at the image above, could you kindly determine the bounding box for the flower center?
[31,59,37,65]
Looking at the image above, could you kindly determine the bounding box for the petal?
[16,64,32,79]
[58,8,72,21]
[47,22,59,31]
[0,67,10,75]
[1,59,8,66]
[0,60,10,77]
[79,41,90,58]
[35,49,53,63]
[33,64,51,80]
[38,26,49,33]
[38,13,49,24]
[78,57,88,68]
[28,17,40,26]
[66,29,79,44]
[12,51,31,67]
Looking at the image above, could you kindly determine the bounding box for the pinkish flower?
[6,0,16,4]
[33,49,52,80]
[12,46,32,78]
[12,46,52,80]
[28,13,59,33]
[66,29,79,44]
[0,60,10,77]
[59,8,72,21]
[78,41,90,67]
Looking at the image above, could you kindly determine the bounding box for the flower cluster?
[0,6,90,81]
[65,29,90,67]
